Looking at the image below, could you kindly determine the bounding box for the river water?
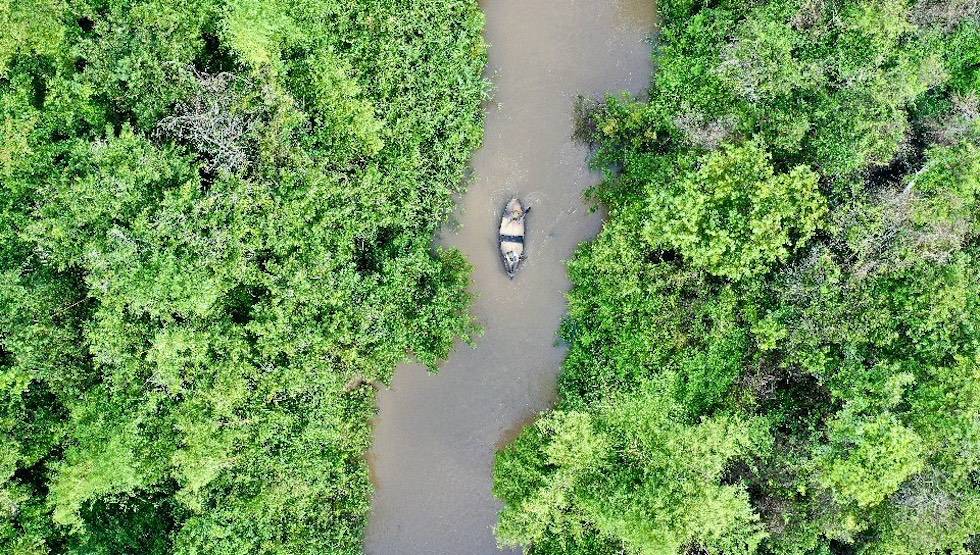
[365,1,654,553]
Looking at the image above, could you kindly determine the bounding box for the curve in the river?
[366,1,654,553]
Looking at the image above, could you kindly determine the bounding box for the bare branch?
[155,67,260,174]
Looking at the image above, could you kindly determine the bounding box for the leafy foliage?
[643,141,825,280]
[494,1,980,554]
[0,1,486,553]
[496,378,772,555]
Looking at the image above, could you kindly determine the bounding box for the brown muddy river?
[365,1,654,553]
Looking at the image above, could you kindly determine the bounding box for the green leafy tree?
[644,141,825,280]
[496,378,771,555]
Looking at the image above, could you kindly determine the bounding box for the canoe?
[499,198,529,278]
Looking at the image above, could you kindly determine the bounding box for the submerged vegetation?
[495,0,980,554]
[1,1,485,553]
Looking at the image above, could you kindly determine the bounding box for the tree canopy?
[495,1,980,553]
[1,1,486,553]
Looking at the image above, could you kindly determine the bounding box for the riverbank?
[365,1,655,553]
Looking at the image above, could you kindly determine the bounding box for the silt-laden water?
[366,1,654,553]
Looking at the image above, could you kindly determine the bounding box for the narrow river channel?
[365,1,654,553]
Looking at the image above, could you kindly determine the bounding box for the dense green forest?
[0,1,485,553]
[495,0,980,554]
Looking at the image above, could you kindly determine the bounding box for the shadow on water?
[365,1,655,553]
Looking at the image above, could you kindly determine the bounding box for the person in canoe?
[499,198,530,278]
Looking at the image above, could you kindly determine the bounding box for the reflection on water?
[365,1,654,553]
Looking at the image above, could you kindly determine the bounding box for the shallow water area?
[365,1,654,553]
